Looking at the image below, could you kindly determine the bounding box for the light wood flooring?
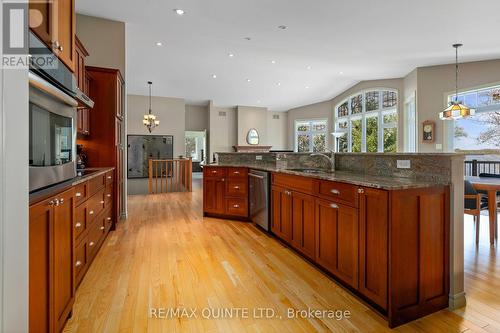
[64,180,500,332]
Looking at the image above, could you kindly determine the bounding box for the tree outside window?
[295,119,328,152]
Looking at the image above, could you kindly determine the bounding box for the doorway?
[185,130,207,173]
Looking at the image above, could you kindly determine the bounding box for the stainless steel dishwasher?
[249,169,270,231]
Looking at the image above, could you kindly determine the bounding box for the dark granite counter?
[29,167,114,205]
[205,164,448,190]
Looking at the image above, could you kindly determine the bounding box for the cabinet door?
[316,199,358,288]
[290,191,315,259]
[203,178,226,214]
[29,198,54,333]
[359,187,388,310]
[54,0,75,71]
[116,147,124,219]
[29,0,53,46]
[52,188,75,333]
[271,186,292,242]
[116,76,124,119]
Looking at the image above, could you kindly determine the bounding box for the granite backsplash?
[215,152,463,183]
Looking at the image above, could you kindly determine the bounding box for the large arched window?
[335,89,398,153]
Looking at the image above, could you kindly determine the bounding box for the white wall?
[127,94,186,194]
[185,105,208,131]
[237,106,267,146]
[0,23,29,331]
[208,101,237,156]
[267,112,288,150]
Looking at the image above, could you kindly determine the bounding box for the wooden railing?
[148,158,192,194]
[464,159,500,176]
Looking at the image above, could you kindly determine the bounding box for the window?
[295,119,328,152]
[335,89,398,152]
[451,85,500,152]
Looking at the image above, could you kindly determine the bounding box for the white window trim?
[294,119,328,152]
[335,89,398,153]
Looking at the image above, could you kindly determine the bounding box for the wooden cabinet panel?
[290,191,315,260]
[105,170,114,184]
[29,0,53,46]
[272,173,314,195]
[88,174,106,196]
[225,179,248,197]
[105,183,113,209]
[271,186,292,242]
[204,167,225,178]
[226,167,248,179]
[87,188,105,222]
[116,74,124,119]
[74,201,87,242]
[315,199,358,288]
[317,180,358,207]
[225,197,248,217]
[74,181,88,205]
[74,240,88,287]
[359,187,388,310]
[29,198,53,333]
[203,178,226,214]
[52,188,75,333]
[55,0,75,71]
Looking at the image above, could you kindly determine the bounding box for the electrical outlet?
[255,155,263,160]
[397,160,411,169]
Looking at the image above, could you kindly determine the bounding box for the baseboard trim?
[448,292,466,310]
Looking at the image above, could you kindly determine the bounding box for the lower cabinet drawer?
[225,179,248,197]
[87,218,105,260]
[74,202,88,242]
[225,198,248,217]
[318,180,358,207]
[74,240,88,287]
[87,189,105,223]
[104,183,113,209]
[88,174,106,196]
[74,181,88,205]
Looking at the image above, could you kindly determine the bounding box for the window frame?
[335,88,398,153]
[294,118,328,153]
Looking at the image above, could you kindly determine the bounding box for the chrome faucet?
[310,149,335,172]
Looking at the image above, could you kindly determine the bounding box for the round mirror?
[246,128,259,145]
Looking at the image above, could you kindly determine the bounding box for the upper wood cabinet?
[29,0,76,72]
[29,188,75,333]
[75,37,91,136]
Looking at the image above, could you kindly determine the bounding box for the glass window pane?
[351,94,362,114]
[383,127,397,152]
[337,121,348,130]
[478,91,490,106]
[366,116,378,152]
[351,119,362,152]
[338,135,348,152]
[464,93,477,108]
[366,91,379,111]
[297,134,310,152]
[313,134,326,152]
[491,88,500,104]
[312,121,327,131]
[338,101,349,117]
[383,112,398,124]
[382,91,397,108]
[296,122,310,132]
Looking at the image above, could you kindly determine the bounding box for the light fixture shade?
[439,102,475,120]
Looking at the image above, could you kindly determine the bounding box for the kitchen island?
[203,163,450,328]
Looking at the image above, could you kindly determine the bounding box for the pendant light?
[439,44,475,120]
[143,81,160,132]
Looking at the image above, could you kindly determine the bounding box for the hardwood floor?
[64,180,500,332]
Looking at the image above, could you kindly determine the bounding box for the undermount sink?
[286,168,330,174]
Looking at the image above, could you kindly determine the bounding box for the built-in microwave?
[29,72,78,192]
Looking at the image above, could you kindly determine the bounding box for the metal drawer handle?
[75,222,82,228]
[106,217,112,221]
[212,170,217,174]
[233,204,240,208]
[100,200,105,204]
[107,176,112,179]
[358,188,365,194]
[107,194,111,197]
[234,186,240,189]
[100,226,105,230]
[89,210,94,215]
[89,241,95,247]
[234,171,240,174]
[330,189,340,195]
[330,203,339,209]
[76,192,82,197]
[75,260,82,267]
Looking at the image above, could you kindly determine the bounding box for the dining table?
[466,176,500,244]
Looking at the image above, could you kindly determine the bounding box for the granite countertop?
[206,164,449,190]
[29,167,114,205]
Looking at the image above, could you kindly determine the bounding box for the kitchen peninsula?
[203,152,456,328]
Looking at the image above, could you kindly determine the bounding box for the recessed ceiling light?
[276,82,281,86]
[278,25,287,30]
[339,71,344,75]
[246,79,251,82]
[155,42,163,46]
[244,37,252,41]
[271,60,276,64]
[173,9,185,15]
[211,74,217,79]
[228,53,235,58]
[305,86,310,89]
[306,65,312,70]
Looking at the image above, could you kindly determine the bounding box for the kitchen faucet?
[310,149,335,172]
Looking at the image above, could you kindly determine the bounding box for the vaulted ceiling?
[77,0,500,111]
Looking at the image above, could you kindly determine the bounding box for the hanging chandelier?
[439,44,475,120]
[143,81,160,132]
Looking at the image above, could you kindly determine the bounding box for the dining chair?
[464,180,488,243]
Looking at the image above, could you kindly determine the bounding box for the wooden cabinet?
[271,186,292,241]
[29,188,75,333]
[77,67,125,223]
[315,199,358,288]
[29,0,75,71]
[75,37,91,135]
[290,191,315,259]
[358,187,388,310]
[203,167,249,218]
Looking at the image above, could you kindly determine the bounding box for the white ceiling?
[76,0,500,111]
